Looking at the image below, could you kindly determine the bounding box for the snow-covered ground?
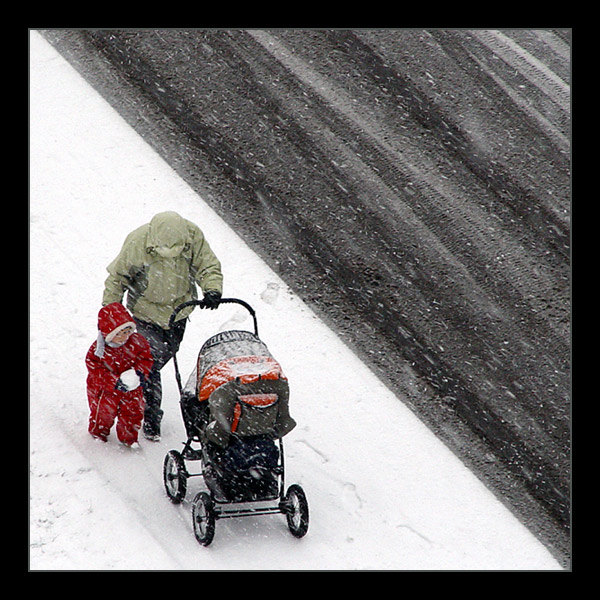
[29,30,562,570]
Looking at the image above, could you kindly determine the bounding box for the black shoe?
[143,424,161,442]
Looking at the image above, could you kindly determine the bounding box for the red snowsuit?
[86,303,153,445]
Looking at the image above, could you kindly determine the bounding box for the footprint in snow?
[260,282,279,305]
[342,482,363,513]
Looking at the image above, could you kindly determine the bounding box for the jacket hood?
[147,211,189,252]
[98,302,136,341]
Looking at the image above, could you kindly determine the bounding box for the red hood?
[98,303,136,341]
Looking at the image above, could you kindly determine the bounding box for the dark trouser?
[134,317,187,436]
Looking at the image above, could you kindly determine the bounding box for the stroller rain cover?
[189,330,296,447]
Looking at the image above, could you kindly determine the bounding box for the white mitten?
[119,369,140,391]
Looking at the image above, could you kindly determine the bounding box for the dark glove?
[203,290,222,310]
[115,369,140,393]
[115,379,128,393]
[135,370,148,391]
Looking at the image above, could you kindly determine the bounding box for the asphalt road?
[39,29,571,566]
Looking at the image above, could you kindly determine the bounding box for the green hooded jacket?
[102,212,223,328]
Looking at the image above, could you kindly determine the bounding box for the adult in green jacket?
[102,211,223,441]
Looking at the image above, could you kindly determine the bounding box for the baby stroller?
[162,298,309,546]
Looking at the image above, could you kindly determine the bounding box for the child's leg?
[116,389,145,446]
[88,388,119,441]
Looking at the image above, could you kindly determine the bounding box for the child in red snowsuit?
[86,303,153,446]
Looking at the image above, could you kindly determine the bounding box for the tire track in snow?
[470,30,570,113]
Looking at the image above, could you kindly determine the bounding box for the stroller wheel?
[283,484,309,538]
[163,450,188,504]
[192,492,216,546]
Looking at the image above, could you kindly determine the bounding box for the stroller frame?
[163,298,309,546]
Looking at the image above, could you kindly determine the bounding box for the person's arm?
[102,270,127,306]
[133,334,154,383]
[102,228,144,306]
[190,227,223,295]
[85,344,120,389]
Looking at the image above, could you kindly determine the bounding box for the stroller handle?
[169,297,259,336]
